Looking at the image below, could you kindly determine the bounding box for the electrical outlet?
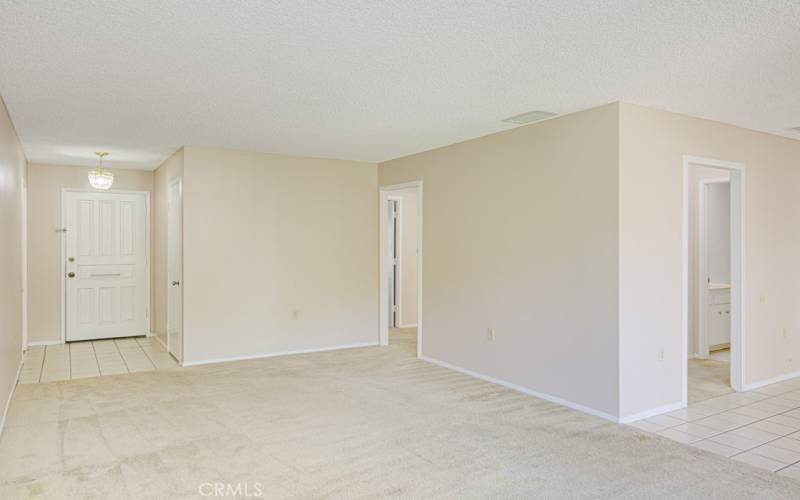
[487,328,495,341]
[658,347,664,361]
[783,328,788,339]
[292,309,299,320]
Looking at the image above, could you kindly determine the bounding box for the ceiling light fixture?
[88,151,114,190]
[501,110,558,125]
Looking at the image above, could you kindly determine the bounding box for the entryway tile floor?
[18,336,178,384]
[628,378,800,480]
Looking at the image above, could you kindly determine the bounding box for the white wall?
[0,95,26,432]
[706,182,731,285]
[619,102,800,418]
[393,187,418,327]
[688,167,729,355]
[182,147,378,363]
[379,104,620,417]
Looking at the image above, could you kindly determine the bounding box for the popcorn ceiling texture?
[0,0,798,169]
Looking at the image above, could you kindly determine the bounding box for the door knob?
[67,272,75,278]
[171,280,181,286]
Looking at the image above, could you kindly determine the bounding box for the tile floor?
[18,336,178,384]
[629,377,800,480]
[710,347,731,362]
[688,355,733,403]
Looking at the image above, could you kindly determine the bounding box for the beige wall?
[619,103,800,417]
[181,147,378,363]
[0,96,26,428]
[152,148,184,346]
[379,104,621,417]
[26,164,154,343]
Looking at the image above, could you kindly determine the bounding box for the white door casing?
[64,190,148,341]
[167,177,183,362]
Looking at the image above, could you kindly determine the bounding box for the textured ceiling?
[1,1,799,170]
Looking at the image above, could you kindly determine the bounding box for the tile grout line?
[135,336,159,370]
[90,341,101,377]
[113,339,132,374]
[38,346,46,383]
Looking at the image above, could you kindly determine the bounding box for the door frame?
[379,181,422,357]
[166,177,183,363]
[682,156,745,404]
[60,188,151,343]
[697,177,731,359]
[21,178,27,352]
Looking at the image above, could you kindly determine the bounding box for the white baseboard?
[419,355,620,423]
[27,340,63,347]
[182,342,380,367]
[398,323,418,328]
[742,370,800,391]
[0,356,24,439]
[618,401,685,424]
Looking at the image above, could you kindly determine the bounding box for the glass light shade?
[88,169,114,190]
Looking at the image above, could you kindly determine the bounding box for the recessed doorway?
[379,181,422,357]
[683,156,745,405]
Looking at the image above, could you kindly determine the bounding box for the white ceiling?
[1,1,799,170]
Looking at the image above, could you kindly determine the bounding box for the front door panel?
[65,191,147,341]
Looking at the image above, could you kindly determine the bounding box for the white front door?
[167,178,183,362]
[64,191,148,341]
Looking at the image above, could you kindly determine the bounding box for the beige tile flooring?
[688,355,733,403]
[18,337,178,384]
[629,377,800,480]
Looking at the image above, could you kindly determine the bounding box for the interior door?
[167,178,183,362]
[387,199,398,328]
[64,191,148,341]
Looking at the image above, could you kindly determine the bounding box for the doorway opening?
[379,181,422,357]
[683,156,745,405]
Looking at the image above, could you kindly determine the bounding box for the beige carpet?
[689,357,734,404]
[2,342,800,499]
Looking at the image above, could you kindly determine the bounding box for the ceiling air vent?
[501,110,557,125]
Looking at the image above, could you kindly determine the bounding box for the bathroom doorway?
[683,156,745,404]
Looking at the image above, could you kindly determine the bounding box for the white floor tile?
[645,414,684,428]
[691,439,740,457]
[777,464,800,480]
[729,405,779,420]
[749,420,797,436]
[729,425,781,445]
[732,451,786,471]
[672,422,720,439]
[656,429,700,444]
[665,407,718,422]
[627,421,664,433]
[708,432,763,451]
[749,443,800,464]
[20,336,173,385]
